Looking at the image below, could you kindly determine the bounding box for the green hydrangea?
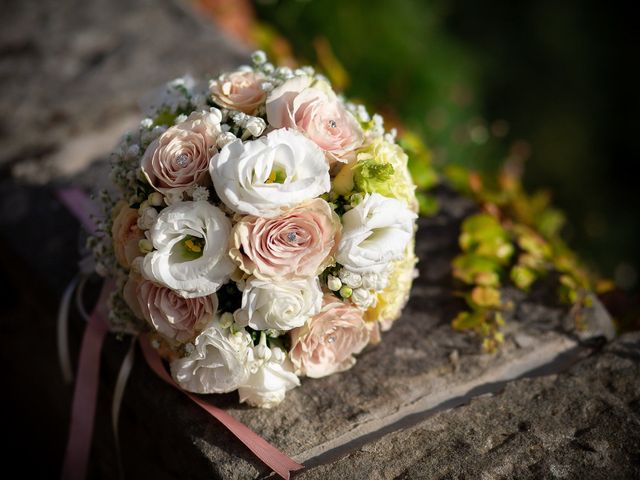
[352,139,418,211]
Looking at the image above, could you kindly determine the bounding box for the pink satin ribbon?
[139,336,303,479]
[58,187,304,480]
[61,284,110,480]
[55,188,99,233]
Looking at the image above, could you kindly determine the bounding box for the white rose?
[336,193,417,273]
[210,128,330,217]
[238,342,300,408]
[234,277,322,331]
[170,319,253,394]
[142,201,235,298]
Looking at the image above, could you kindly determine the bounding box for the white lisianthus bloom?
[170,319,253,394]
[234,277,322,331]
[142,201,235,298]
[238,337,300,408]
[336,193,417,273]
[210,128,330,217]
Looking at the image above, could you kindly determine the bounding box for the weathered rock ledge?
[299,332,640,480]
[93,186,617,480]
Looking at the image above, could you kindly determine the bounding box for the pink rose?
[289,295,370,378]
[266,76,364,162]
[132,278,217,343]
[111,201,144,269]
[230,198,341,280]
[141,110,221,193]
[209,70,267,115]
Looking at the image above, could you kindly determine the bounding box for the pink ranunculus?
[111,201,145,270]
[289,295,370,378]
[141,110,221,193]
[266,76,364,163]
[209,70,267,115]
[229,198,341,280]
[135,279,217,343]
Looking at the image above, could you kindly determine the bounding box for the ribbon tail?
[58,276,79,384]
[55,188,99,234]
[61,283,112,480]
[138,336,304,480]
[75,275,91,322]
[112,335,137,480]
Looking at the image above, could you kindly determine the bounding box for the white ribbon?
[57,276,79,384]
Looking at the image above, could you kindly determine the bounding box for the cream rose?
[210,128,330,217]
[209,70,267,115]
[234,277,323,331]
[111,201,145,269]
[141,110,221,193]
[141,201,235,298]
[230,198,340,280]
[135,279,217,342]
[266,76,363,162]
[336,193,417,273]
[289,295,370,378]
[170,319,252,394]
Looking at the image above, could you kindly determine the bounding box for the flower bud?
[327,275,342,291]
[245,116,266,137]
[339,269,362,288]
[148,192,164,207]
[339,285,353,298]
[219,312,234,329]
[138,238,153,253]
[217,132,237,149]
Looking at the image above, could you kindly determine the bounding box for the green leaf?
[154,109,178,126]
[469,286,501,308]
[510,265,537,290]
[453,254,503,285]
[416,191,439,216]
[459,213,510,252]
[408,159,439,190]
[452,310,485,330]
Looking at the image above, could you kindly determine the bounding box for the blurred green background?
[250,0,638,293]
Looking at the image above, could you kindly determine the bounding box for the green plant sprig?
[447,164,604,352]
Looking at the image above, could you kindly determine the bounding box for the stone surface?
[0,0,247,183]
[298,332,640,480]
[101,186,616,479]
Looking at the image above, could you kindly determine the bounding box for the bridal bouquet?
[93,51,418,408]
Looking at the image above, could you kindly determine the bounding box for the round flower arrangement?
[94,52,418,408]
